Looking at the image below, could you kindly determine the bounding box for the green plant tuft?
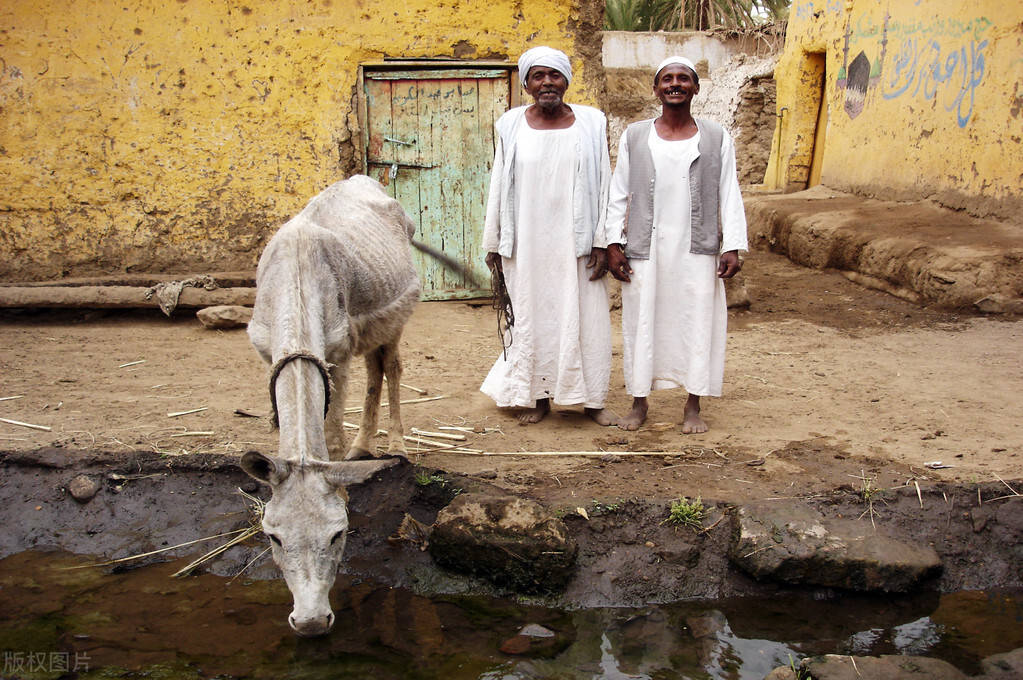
[414,469,446,487]
[665,496,706,530]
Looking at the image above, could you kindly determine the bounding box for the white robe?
[612,130,747,398]
[481,122,612,409]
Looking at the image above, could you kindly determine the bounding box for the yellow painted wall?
[0,0,605,280]
[764,0,1023,224]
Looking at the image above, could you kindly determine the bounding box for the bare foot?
[518,398,550,425]
[681,395,707,434]
[585,407,618,426]
[617,397,648,431]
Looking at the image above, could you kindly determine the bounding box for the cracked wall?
[0,0,605,280]
[764,0,1023,224]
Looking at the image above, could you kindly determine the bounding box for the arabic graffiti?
[835,11,991,128]
[880,36,988,128]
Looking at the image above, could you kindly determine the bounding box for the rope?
[267,351,334,428]
[488,259,515,360]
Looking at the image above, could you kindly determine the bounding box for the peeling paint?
[764,1,1023,224]
[0,0,604,280]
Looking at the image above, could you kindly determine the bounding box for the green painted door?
[364,68,510,300]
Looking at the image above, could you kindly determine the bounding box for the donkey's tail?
[410,239,484,288]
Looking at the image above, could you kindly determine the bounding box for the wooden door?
[364,67,511,300]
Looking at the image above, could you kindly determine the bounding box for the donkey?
[241,175,420,637]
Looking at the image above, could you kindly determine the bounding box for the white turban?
[518,46,573,85]
[655,56,698,80]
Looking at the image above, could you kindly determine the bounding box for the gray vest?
[622,117,724,259]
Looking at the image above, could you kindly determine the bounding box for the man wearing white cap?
[605,56,748,433]
[481,46,615,426]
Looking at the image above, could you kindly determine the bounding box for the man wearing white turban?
[605,56,748,433]
[481,46,615,426]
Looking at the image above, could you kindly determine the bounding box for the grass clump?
[664,496,706,530]
[590,498,624,515]
[414,468,447,487]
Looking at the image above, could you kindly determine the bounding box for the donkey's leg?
[380,339,407,456]
[325,357,350,462]
[345,347,384,460]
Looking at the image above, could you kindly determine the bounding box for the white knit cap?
[655,56,698,79]
[518,46,573,85]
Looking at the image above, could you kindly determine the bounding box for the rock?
[728,503,942,592]
[971,506,991,533]
[499,630,565,657]
[655,542,700,568]
[196,305,252,329]
[428,493,577,593]
[67,474,100,503]
[802,653,967,679]
[518,623,555,638]
[763,667,798,680]
[724,271,751,308]
[973,294,1023,315]
[686,610,727,639]
[499,635,531,655]
[980,647,1023,679]
[475,469,498,479]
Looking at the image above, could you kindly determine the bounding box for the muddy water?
[1,551,1021,680]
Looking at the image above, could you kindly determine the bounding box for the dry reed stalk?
[171,489,267,578]
[410,427,466,441]
[471,450,706,457]
[229,546,272,583]
[343,395,445,414]
[439,425,502,434]
[993,474,1019,496]
[59,528,249,570]
[171,529,258,578]
[167,407,208,417]
[342,420,467,451]
[0,417,51,432]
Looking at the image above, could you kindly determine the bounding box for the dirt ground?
[1,247,1020,512]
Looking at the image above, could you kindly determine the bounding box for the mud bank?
[1,449,1020,606]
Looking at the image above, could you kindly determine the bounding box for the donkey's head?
[240,451,398,637]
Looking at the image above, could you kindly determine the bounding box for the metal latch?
[373,160,438,178]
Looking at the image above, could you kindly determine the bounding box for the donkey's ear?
[240,451,292,486]
[324,457,401,488]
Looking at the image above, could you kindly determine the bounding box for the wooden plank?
[364,78,393,167]
[0,272,255,288]
[463,77,504,295]
[389,80,420,168]
[415,77,446,297]
[365,69,506,80]
[0,286,255,309]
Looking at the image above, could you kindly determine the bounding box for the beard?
[535,91,563,112]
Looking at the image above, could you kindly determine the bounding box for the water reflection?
[0,551,1020,680]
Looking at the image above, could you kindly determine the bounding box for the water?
[1,550,1021,680]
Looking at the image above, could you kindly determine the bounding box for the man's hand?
[586,247,609,280]
[717,250,742,279]
[485,251,502,273]
[607,243,632,282]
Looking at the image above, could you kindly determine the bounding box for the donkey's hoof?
[344,447,375,461]
[385,448,409,462]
